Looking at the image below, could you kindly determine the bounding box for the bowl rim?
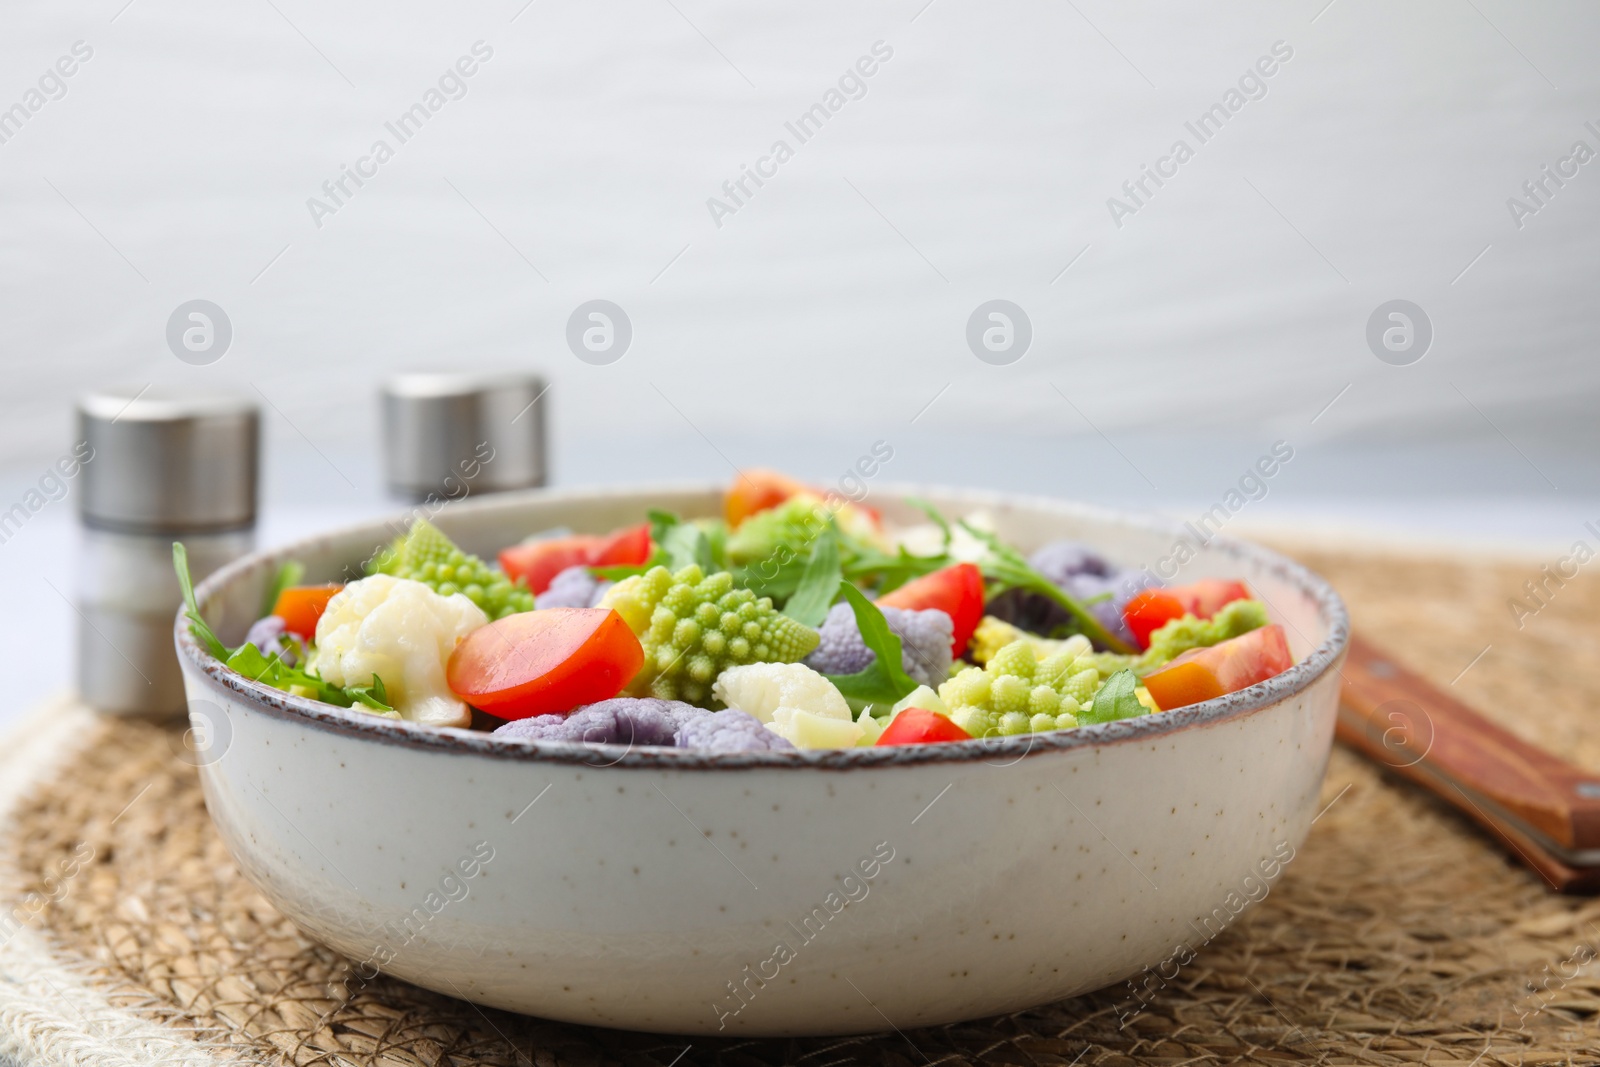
[176,481,1350,771]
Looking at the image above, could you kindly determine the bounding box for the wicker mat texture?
[5,542,1600,1067]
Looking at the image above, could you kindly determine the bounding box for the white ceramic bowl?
[176,483,1347,1037]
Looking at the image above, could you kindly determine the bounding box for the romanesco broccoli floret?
[1141,599,1269,666]
[372,520,532,620]
[597,565,821,706]
[970,615,1070,665]
[725,496,833,566]
[974,598,1272,679]
[938,636,1101,738]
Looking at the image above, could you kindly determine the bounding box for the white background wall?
[2,0,1597,714]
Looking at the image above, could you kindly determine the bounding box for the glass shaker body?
[76,526,253,715]
[75,389,259,718]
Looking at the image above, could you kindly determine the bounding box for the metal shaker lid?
[381,372,548,501]
[76,388,260,533]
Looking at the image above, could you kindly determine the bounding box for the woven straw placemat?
[4,542,1600,1067]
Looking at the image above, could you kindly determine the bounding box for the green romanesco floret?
[1140,598,1269,667]
[725,496,835,566]
[975,598,1272,679]
[597,564,821,706]
[970,615,1072,665]
[371,520,532,620]
[938,636,1103,738]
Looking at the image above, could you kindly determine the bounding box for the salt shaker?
[76,389,259,716]
[380,372,548,503]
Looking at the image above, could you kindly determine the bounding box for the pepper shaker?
[380,372,548,503]
[76,388,259,716]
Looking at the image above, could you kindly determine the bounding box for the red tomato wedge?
[876,708,972,746]
[271,584,343,639]
[446,608,644,720]
[500,539,592,595]
[876,562,985,656]
[1122,578,1252,649]
[592,522,651,566]
[724,468,814,528]
[1142,624,1293,711]
[498,522,653,595]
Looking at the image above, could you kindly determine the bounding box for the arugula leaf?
[782,532,841,626]
[958,520,1135,655]
[904,496,953,552]
[173,542,229,661]
[645,511,727,572]
[1082,669,1145,725]
[647,509,681,545]
[346,673,396,712]
[702,520,729,572]
[841,545,954,596]
[659,522,712,572]
[225,641,284,685]
[260,559,305,618]
[820,583,919,706]
[227,640,399,714]
[589,563,654,582]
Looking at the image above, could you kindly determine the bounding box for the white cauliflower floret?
[893,509,996,562]
[852,686,952,747]
[310,575,488,728]
[890,684,951,719]
[712,662,859,749]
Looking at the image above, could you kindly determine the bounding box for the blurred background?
[2,0,1596,721]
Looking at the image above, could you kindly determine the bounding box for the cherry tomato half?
[1141,624,1292,711]
[1122,578,1252,649]
[875,708,972,746]
[446,608,644,720]
[498,522,653,595]
[876,562,985,656]
[724,469,815,528]
[592,522,652,568]
[271,584,343,639]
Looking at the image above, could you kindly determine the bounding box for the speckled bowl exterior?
[175,483,1347,1037]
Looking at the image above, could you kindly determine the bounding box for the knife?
[1337,632,1600,893]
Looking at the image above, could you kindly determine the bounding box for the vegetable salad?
[177,470,1295,753]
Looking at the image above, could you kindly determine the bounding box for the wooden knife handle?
[1337,632,1600,891]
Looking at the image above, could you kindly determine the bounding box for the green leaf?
[173,542,229,661]
[220,613,399,714]
[225,642,284,686]
[659,521,713,573]
[821,583,919,706]
[589,563,654,582]
[260,559,305,619]
[904,496,953,552]
[701,520,729,572]
[346,673,395,712]
[782,532,842,626]
[958,520,1136,655]
[1082,669,1145,725]
[227,636,368,708]
[647,509,681,545]
[841,545,954,596]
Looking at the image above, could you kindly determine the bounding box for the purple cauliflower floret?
[674,709,795,753]
[492,697,707,746]
[243,615,297,665]
[1029,540,1112,584]
[1065,571,1156,648]
[803,601,954,688]
[984,540,1159,649]
[535,564,614,610]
